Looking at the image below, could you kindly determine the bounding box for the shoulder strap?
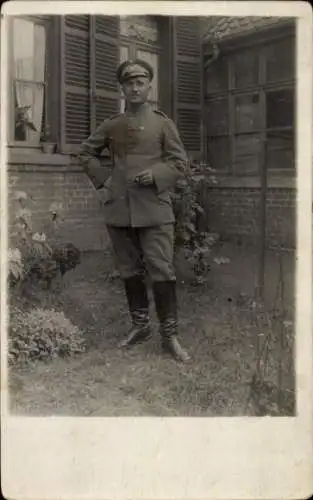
[153,109,169,119]
[108,113,122,121]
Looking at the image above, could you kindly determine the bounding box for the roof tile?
[202,16,292,41]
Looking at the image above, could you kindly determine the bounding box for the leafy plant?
[14,105,37,141]
[8,248,23,283]
[171,159,219,282]
[8,306,86,366]
[8,187,80,290]
[40,124,51,142]
[15,105,37,131]
[40,124,56,152]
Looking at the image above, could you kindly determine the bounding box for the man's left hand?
[134,169,154,186]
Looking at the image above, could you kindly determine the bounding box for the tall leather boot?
[153,281,191,363]
[118,275,151,348]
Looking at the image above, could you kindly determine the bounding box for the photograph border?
[1,2,312,499]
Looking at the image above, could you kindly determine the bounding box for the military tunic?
[78,103,188,227]
[78,102,187,281]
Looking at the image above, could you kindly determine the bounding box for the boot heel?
[118,325,151,348]
[153,281,191,363]
[162,336,192,363]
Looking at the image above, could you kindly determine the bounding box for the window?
[205,55,228,93]
[136,50,159,108]
[205,27,296,174]
[10,17,49,145]
[266,89,294,128]
[119,16,160,112]
[207,97,228,135]
[235,93,260,133]
[265,38,294,83]
[233,50,259,89]
[207,136,231,171]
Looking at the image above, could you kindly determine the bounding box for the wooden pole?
[199,30,205,161]
[256,137,268,301]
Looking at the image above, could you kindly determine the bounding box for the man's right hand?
[133,169,154,186]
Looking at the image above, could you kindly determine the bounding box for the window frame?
[7,15,57,150]
[119,16,162,112]
[205,25,296,176]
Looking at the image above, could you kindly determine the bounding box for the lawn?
[8,242,295,417]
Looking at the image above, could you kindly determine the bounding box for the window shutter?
[173,17,202,158]
[61,15,91,151]
[60,15,120,152]
[93,16,120,130]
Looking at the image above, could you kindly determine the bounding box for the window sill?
[7,149,72,166]
[6,145,86,173]
[6,148,113,174]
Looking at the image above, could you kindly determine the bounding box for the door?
[119,16,160,113]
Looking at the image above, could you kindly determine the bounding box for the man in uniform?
[77,59,191,363]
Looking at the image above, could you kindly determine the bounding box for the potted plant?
[40,124,55,154]
[14,105,37,141]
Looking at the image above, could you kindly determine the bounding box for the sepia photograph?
[1,1,312,498]
[6,11,297,417]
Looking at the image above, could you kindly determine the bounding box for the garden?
[7,161,295,416]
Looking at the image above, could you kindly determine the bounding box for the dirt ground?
[8,242,295,417]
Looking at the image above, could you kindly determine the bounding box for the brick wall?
[203,187,296,248]
[8,159,296,251]
[8,163,110,251]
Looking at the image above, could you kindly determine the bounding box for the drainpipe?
[171,17,178,124]
[202,37,220,163]
[203,39,220,72]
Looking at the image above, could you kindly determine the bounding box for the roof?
[202,16,293,42]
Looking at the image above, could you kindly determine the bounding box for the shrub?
[8,306,86,366]
[171,159,219,282]
[8,187,80,290]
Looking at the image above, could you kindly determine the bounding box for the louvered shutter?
[173,17,203,158]
[93,16,120,130]
[61,15,91,151]
[61,15,120,152]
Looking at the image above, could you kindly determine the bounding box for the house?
[202,16,296,248]
[7,15,296,250]
[7,15,202,250]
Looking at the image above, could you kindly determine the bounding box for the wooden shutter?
[60,15,120,152]
[61,15,90,151]
[173,17,203,158]
[93,16,120,130]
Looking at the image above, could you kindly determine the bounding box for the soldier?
[77,59,191,363]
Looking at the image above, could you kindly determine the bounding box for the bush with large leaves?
[8,187,80,290]
[171,159,219,282]
[8,306,86,365]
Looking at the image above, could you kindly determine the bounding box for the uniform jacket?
[77,103,188,227]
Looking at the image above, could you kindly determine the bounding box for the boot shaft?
[153,281,177,320]
[153,280,178,337]
[124,275,150,326]
[124,275,149,310]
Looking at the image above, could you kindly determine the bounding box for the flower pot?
[41,142,55,154]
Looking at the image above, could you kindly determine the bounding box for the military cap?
[117,59,154,84]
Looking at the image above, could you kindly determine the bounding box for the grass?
[8,243,295,417]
